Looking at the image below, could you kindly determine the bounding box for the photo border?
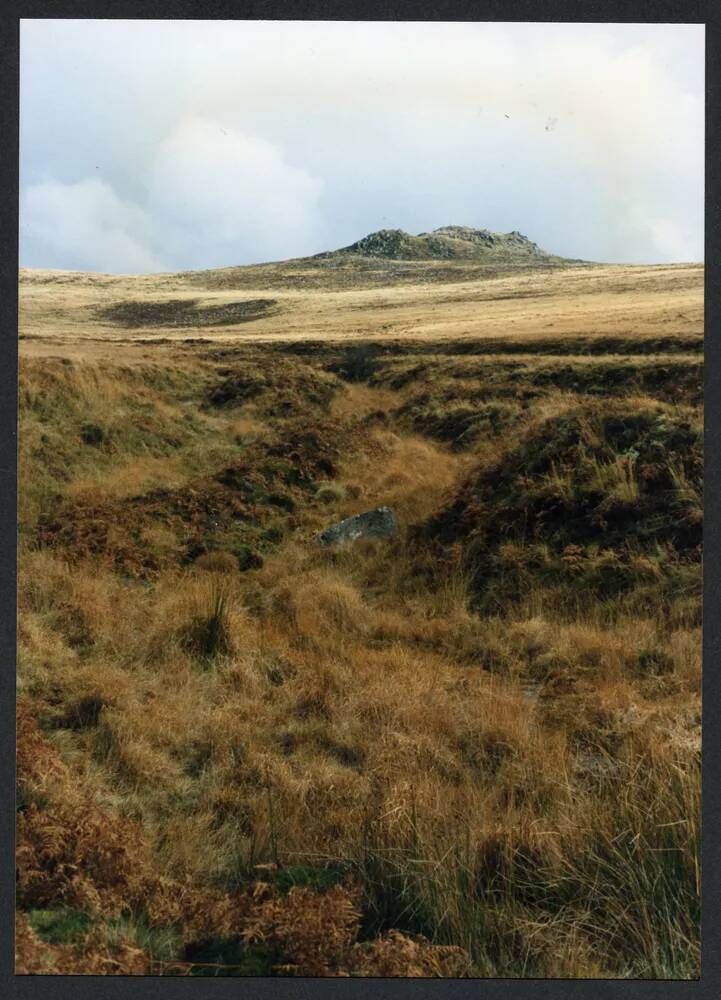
[1,2,718,998]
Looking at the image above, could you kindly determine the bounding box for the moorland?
[16,228,703,977]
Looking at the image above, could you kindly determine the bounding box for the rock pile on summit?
[328,225,553,262]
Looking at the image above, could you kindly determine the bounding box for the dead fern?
[350,929,468,977]
[242,883,361,976]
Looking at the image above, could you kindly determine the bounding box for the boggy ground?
[17,263,702,978]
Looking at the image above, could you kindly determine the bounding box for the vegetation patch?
[421,400,702,615]
[28,908,95,944]
[275,864,352,895]
[97,298,278,328]
[35,418,343,578]
[205,358,339,414]
[327,343,382,382]
[399,399,521,449]
[179,585,234,663]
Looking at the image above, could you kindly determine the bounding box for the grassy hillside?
[16,255,702,977]
[19,260,703,343]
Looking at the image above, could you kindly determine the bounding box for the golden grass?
[19,262,703,350]
[16,266,702,977]
[17,522,700,975]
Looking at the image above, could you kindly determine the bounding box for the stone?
[317,506,399,547]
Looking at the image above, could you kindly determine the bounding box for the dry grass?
[19,260,703,350]
[16,263,702,978]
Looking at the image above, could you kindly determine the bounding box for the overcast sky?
[20,19,704,273]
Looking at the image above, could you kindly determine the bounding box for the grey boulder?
[318,506,399,547]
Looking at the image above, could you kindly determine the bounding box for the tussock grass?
[178,581,235,663]
[17,341,701,977]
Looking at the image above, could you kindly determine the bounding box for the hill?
[168,224,583,292]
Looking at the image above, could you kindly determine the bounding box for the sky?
[19,19,704,274]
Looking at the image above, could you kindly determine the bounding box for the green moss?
[28,908,94,944]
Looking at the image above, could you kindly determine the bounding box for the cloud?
[20,177,164,273]
[20,121,326,273]
[145,116,325,269]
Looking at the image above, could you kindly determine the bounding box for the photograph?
[15,17,703,978]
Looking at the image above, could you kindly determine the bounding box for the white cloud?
[20,177,165,273]
[19,121,326,273]
[145,116,325,269]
